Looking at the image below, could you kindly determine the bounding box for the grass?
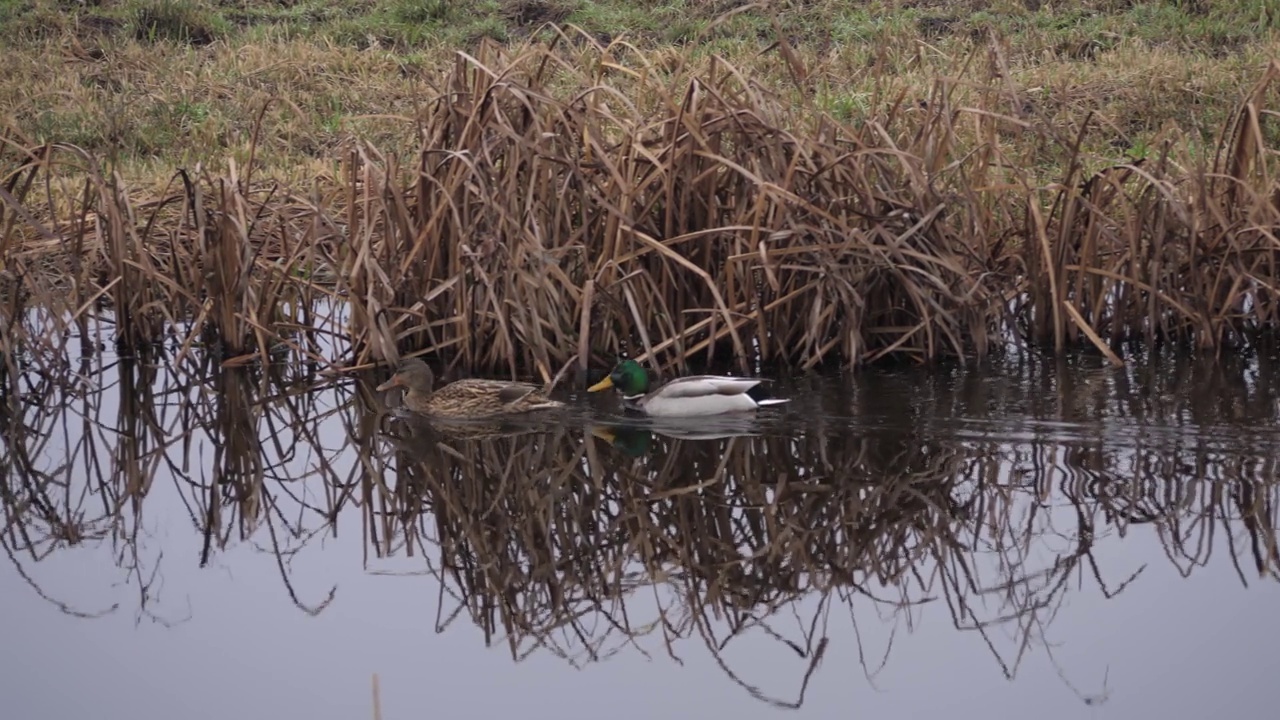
[3,0,1279,189]
[4,2,1280,375]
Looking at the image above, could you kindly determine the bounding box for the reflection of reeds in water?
[369,400,1278,705]
[0,328,352,619]
[2,326,1279,706]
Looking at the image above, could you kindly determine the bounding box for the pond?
[1,342,1278,719]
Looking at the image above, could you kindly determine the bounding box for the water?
[2,342,1279,720]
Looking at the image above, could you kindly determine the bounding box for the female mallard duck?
[587,357,789,417]
[376,358,563,419]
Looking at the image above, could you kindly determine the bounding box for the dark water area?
[2,340,1279,720]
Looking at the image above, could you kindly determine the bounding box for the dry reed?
[4,33,1280,380]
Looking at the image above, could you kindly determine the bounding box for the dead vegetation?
[1,339,1277,705]
[4,33,1280,378]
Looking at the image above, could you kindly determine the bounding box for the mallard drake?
[376,358,563,419]
[587,357,789,417]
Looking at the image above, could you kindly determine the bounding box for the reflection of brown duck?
[375,358,563,419]
[378,412,550,470]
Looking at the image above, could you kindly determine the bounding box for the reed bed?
[2,334,1276,705]
[4,33,1280,377]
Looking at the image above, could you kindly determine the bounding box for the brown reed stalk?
[4,40,1280,373]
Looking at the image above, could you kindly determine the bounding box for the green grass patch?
[2,0,1278,186]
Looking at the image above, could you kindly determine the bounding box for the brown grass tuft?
[5,35,1280,376]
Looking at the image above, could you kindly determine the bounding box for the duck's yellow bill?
[588,426,618,442]
[587,376,614,392]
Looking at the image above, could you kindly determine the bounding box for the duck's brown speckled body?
[376,358,562,419]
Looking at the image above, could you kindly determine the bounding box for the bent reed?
[4,26,1280,378]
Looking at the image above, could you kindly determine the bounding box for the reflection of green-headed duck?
[587,357,788,417]
[589,425,654,457]
[376,358,562,419]
[590,420,766,457]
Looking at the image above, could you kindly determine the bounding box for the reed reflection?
[1,332,1278,708]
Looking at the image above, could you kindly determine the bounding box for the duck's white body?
[624,375,790,417]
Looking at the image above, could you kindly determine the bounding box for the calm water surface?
[2,346,1278,720]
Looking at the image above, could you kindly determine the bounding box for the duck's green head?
[587,357,650,397]
[589,425,654,457]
